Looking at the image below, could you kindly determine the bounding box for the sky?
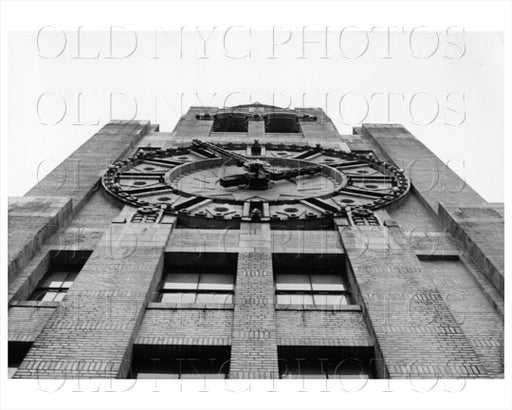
[8,29,504,202]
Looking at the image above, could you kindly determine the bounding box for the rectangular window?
[278,346,374,379]
[132,345,230,379]
[29,251,90,303]
[273,254,351,307]
[30,270,78,302]
[158,253,237,305]
[275,273,349,307]
[155,252,238,305]
[159,272,234,304]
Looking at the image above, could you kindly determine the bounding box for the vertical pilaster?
[26,121,150,213]
[174,107,215,140]
[248,119,265,141]
[13,212,175,379]
[299,116,338,141]
[362,124,486,210]
[363,124,504,295]
[230,223,279,379]
[337,220,486,378]
[439,204,504,296]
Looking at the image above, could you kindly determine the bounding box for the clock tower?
[8,103,504,379]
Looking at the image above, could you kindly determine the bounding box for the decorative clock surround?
[101,139,410,226]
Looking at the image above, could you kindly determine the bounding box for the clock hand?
[192,139,249,165]
[220,164,323,189]
[193,140,275,188]
[219,163,323,189]
[265,165,323,181]
[193,140,323,188]
[219,173,251,188]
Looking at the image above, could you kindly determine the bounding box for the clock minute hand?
[192,139,249,165]
[265,165,323,181]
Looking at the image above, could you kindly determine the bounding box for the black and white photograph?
[0,1,510,410]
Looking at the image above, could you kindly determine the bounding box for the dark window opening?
[176,218,241,230]
[273,254,351,307]
[264,113,300,133]
[157,253,237,305]
[278,346,374,379]
[9,342,32,378]
[132,345,230,379]
[29,251,91,302]
[212,113,249,132]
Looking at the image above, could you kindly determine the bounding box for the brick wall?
[297,107,341,142]
[8,197,72,281]
[167,228,240,253]
[230,223,279,379]
[9,121,150,290]
[173,107,214,139]
[8,305,56,342]
[337,223,486,378]
[26,121,150,213]
[44,190,124,253]
[422,259,504,377]
[276,309,372,347]
[362,124,486,210]
[13,218,174,379]
[388,191,441,233]
[271,230,343,255]
[136,307,233,346]
[362,124,503,296]
[8,112,503,380]
[166,229,344,255]
[439,204,504,295]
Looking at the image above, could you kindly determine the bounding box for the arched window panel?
[212,112,249,132]
[264,113,301,133]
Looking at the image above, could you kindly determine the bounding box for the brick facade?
[230,223,279,379]
[8,106,503,379]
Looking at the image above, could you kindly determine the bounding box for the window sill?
[9,300,60,308]
[147,302,235,310]
[276,304,362,312]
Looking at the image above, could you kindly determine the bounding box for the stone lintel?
[438,203,504,296]
[8,197,73,282]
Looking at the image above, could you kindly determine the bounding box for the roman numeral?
[143,159,184,168]
[117,172,165,180]
[339,187,388,198]
[334,161,368,170]
[189,148,217,159]
[293,150,322,160]
[123,185,173,196]
[302,198,340,213]
[348,175,394,183]
[173,196,211,211]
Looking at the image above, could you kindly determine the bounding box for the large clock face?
[170,159,344,202]
[101,140,409,226]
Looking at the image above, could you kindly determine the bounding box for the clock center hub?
[166,157,347,203]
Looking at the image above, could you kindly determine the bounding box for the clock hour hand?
[192,139,249,166]
[219,173,251,187]
[265,165,323,181]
